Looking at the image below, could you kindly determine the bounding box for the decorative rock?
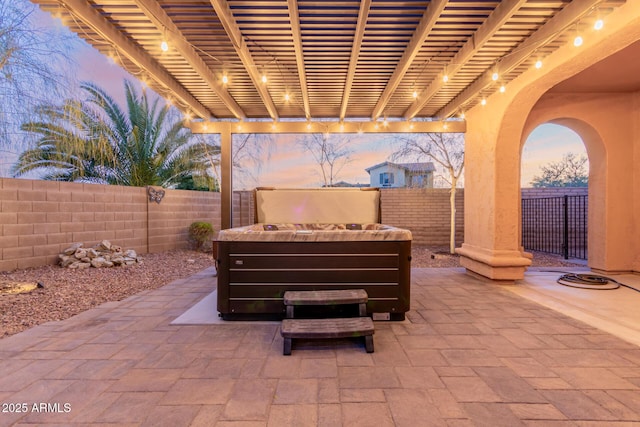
[58,240,142,269]
[97,240,111,251]
[124,249,137,259]
[90,257,107,268]
[74,248,87,259]
[63,243,83,255]
[87,248,99,259]
[59,256,76,268]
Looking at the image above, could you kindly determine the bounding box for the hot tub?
[215,188,412,320]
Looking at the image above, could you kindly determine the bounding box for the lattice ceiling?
[31,0,626,122]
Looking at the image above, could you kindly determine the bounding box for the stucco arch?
[458,1,640,279]
[521,117,605,268]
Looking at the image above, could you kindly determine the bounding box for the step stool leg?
[358,302,367,317]
[283,337,292,355]
[286,305,294,319]
[365,335,374,353]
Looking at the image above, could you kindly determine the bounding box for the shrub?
[188,221,214,251]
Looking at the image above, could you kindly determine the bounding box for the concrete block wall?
[147,188,221,253]
[521,187,588,198]
[380,188,465,246]
[232,190,255,227]
[0,178,220,271]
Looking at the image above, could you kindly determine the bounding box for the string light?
[459,111,465,120]
[339,122,345,132]
[412,90,418,99]
[573,24,583,47]
[261,73,268,84]
[443,74,449,83]
[594,18,604,31]
[222,74,229,85]
[491,71,499,81]
[442,122,448,130]
[535,59,543,69]
[306,121,312,131]
[480,98,487,106]
[284,92,290,102]
[499,85,506,93]
[160,40,169,52]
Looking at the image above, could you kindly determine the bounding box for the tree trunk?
[449,176,458,254]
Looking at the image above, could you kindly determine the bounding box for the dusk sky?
[33,4,587,190]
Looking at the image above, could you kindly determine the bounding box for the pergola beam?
[189,120,466,135]
[133,0,246,119]
[437,0,605,119]
[210,0,279,120]
[59,0,211,119]
[371,0,448,121]
[287,0,311,119]
[340,0,371,120]
[404,0,527,119]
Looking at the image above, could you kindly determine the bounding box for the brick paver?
[1,267,640,426]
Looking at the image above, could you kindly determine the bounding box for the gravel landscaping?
[0,246,584,339]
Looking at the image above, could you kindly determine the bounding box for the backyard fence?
[521,195,588,259]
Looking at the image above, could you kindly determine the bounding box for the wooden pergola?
[31,0,626,228]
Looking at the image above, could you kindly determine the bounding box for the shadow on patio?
[1,267,639,426]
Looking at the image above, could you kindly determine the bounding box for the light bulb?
[160,40,169,52]
[499,85,506,93]
[222,74,229,84]
[261,74,268,84]
[459,112,465,120]
[594,18,604,31]
[284,92,290,102]
[492,72,499,81]
[412,90,418,99]
[480,98,487,106]
[574,35,583,47]
[443,74,449,83]
[535,60,543,69]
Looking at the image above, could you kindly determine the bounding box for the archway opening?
[520,123,589,264]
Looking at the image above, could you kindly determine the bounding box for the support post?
[221,125,232,230]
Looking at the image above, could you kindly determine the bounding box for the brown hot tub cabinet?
[215,188,412,320]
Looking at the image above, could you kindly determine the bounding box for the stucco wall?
[0,178,220,271]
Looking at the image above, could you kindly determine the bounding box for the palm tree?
[12,80,219,189]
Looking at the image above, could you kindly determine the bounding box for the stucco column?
[456,102,532,281]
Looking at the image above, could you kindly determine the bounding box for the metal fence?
[521,195,588,259]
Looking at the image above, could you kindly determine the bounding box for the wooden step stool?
[281,289,374,355]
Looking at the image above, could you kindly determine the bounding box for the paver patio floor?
[1,267,639,426]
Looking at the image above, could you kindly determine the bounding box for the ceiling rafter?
[286,0,310,119]
[58,0,211,119]
[437,0,606,119]
[132,0,246,120]
[403,0,528,120]
[209,0,279,120]
[339,0,371,121]
[370,0,448,121]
